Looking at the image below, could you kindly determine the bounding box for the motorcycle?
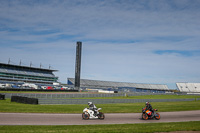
[82,107,105,120]
[142,107,160,120]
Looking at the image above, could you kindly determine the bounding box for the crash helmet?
[88,102,92,106]
[146,102,149,106]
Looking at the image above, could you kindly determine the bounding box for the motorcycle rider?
[88,102,98,116]
[145,102,154,118]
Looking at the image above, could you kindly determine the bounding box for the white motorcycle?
[82,107,105,120]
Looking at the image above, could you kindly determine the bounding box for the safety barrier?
[3,93,199,104]
[0,94,5,100]
[4,93,125,99]
[38,98,196,104]
[3,92,170,99]
[11,96,38,104]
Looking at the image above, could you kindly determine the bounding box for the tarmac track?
[0,110,200,125]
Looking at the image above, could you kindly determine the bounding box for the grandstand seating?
[176,83,200,92]
[68,78,170,93]
[0,62,58,85]
[0,68,55,77]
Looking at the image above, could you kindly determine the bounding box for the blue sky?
[0,0,200,89]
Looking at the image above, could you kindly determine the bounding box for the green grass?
[0,121,200,133]
[1,99,200,113]
[0,94,200,133]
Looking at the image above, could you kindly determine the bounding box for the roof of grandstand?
[0,63,58,78]
[68,78,169,90]
[0,62,57,72]
[176,83,200,92]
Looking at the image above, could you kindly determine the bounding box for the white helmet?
[88,102,92,106]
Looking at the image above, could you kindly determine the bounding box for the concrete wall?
[2,92,174,99]
[38,98,195,104]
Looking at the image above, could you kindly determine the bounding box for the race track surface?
[0,110,200,125]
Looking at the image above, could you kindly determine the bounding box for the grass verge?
[0,99,200,113]
[0,121,200,133]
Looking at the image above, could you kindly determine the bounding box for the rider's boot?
[94,111,97,116]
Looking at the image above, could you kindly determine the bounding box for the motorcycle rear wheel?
[142,113,148,120]
[82,113,90,120]
[98,112,105,120]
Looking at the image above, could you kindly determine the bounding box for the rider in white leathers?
[88,102,98,116]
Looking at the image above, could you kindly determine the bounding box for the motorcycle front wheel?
[154,113,160,120]
[98,112,105,120]
[82,112,90,120]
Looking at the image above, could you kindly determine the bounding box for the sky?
[0,0,200,89]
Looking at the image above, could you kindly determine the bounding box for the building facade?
[68,78,170,93]
[0,62,58,85]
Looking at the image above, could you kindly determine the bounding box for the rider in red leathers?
[145,102,154,118]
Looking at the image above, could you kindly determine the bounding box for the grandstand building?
[176,83,200,92]
[68,78,170,93]
[0,62,58,85]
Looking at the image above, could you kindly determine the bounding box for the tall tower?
[75,41,82,90]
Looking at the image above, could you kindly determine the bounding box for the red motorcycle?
[142,107,160,120]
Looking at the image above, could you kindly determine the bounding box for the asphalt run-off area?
[0,110,200,125]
